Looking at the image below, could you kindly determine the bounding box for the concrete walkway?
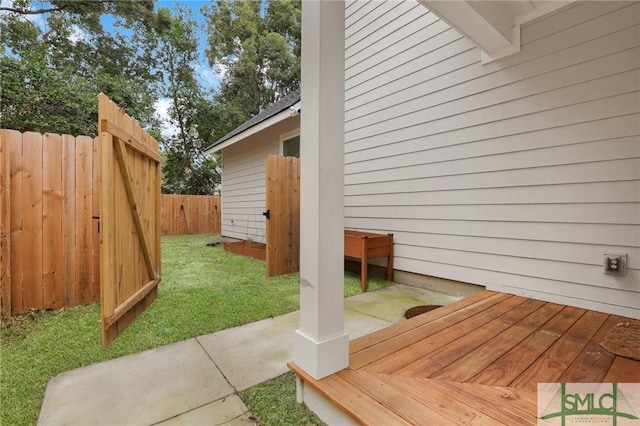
[38,285,461,426]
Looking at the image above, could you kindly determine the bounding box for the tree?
[202,0,301,141]
[156,6,219,195]
[0,0,168,136]
[1,1,221,194]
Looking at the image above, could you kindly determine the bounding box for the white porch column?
[294,0,348,380]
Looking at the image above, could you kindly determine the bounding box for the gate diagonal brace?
[112,136,157,280]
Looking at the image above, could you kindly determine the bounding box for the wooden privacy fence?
[0,128,221,317]
[161,194,221,235]
[1,129,101,315]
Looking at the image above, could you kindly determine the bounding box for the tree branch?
[0,5,67,15]
[0,1,113,16]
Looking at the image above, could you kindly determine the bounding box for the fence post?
[0,130,11,316]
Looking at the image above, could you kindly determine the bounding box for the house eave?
[420,0,575,64]
[203,100,301,156]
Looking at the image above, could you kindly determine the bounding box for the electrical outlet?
[603,254,627,276]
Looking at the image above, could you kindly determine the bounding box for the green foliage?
[0,0,163,136]
[241,373,326,426]
[0,53,96,135]
[161,147,221,195]
[203,0,301,141]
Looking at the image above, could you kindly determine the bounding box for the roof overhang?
[419,0,575,63]
[204,100,301,156]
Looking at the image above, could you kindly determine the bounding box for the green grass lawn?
[1,234,392,426]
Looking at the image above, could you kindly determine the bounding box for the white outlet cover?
[603,253,627,276]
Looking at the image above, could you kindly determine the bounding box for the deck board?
[349,291,503,368]
[290,291,640,425]
[470,305,586,386]
[401,297,542,378]
[604,356,640,383]
[426,379,537,425]
[338,370,460,426]
[363,295,524,374]
[289,362,414,426]
[378,375,493,425]
[559,314,621,382]
[432,300,560,382]
[348,290,495,354]
[510,310,609,391]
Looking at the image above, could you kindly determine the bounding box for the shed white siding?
[344,1,640,318]
[221,117,299,243]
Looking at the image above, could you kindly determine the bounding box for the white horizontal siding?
[345,204,638,224]
[344,0,640,318]
[346,115,639,170]
[347,3,425,69]
[347,46,640,134]
[346,181,640,205]
[344,217,640,248]
[222,142,276,243]
[346,4,639,117]
[346,1,400,43]
[346,137,640,187]
[347,159,640,198]
[520,1,634,45]
[396,258,640,319]
[220,117,299,243]
[388,231,640,266]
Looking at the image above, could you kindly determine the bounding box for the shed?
[204,89,301,244]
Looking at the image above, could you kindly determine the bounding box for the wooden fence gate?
[265,155,300,277]
[99,94,161,347]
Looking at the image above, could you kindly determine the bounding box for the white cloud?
[68,25,86,45]
[214,63,228,80]
[194,64,221,89]
[154,98,179,139]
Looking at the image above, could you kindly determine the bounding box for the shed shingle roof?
[206,88,301,151]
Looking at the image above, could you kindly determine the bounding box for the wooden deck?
[290,290,640,425]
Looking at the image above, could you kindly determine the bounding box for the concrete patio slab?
[38,339,236,426]
[197,312,299,392]
[156,395,251,426]
[344,284,461,323]
[344,308,395,340]
[38,284,462,425]
[197,307,393,392]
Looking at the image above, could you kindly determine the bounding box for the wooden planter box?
[344,230,394,292]
[223,240,266,261]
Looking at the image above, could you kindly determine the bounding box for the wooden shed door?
[99,94,162,347]
[265,155,300,277]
